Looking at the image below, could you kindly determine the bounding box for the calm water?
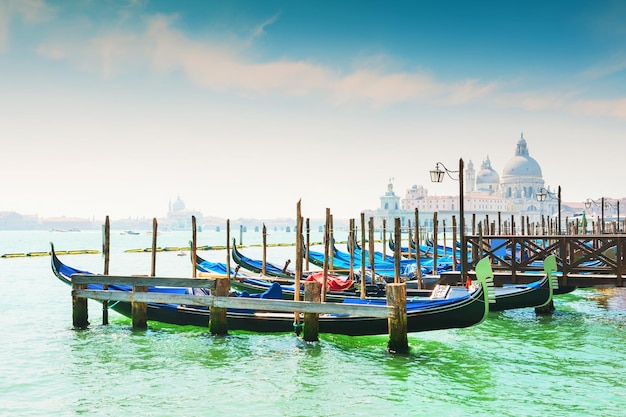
[1,230,625,416]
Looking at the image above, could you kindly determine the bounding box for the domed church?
[465,133,553,220]
[372,133,557,230]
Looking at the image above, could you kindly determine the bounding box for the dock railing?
[70,274,408,352]
[465,234,626,287]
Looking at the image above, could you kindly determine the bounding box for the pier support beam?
[209,276,230,335]
[303,280,321,342]
[72,283,89,329]
[132,285,148,329]
[387,283,409,354]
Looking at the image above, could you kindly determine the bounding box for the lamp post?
[603,199,620,233]
[585,197,606,234]
[586,198,620,233]
[430,158,466,280]
[536,185,561,235]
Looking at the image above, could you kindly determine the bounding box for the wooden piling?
[394,218,401,284]
[472,213,476,235]
[368,217,375,279]
[226,220,231,280]
[349,219,356,286]
[442,219,446,258]
[306,218,310,271]
[131,284,148,329]
[433,212,438,274]
[329,214,334,272]
[303,280,321,342]
[151,218,158,276]
[102,216,110,325]
[360,213,366,294]
[386,282,408,354]
[209,276,230,335]
[322,208,330,301]
[452,215,458,271]
[294,201,303,332]
[72,283,89,329]
[414,209,422,288]
[191,216,197,278]
[262,224,267,276]
[382,219,387,260]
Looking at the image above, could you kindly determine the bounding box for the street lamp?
[430,158,466,280]
[585,198,605,234]
[586,198,620,233]
[536,185,562,235]
[610,200,621,232]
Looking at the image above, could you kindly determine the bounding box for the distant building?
[0,211,39,230]
[166,196,203,230]
[40,216,97,231]
[365,133,562,232]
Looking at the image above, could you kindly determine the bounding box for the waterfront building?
[365,134,560,233]
[166,196,204,231]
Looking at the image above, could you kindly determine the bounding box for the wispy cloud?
[570,97,626,119]
[492,88,626,121]
[27,5,626,121]
[36,14,497,108]
[0,0,53,51]
[580,54,626,79]
[250,13,280,40]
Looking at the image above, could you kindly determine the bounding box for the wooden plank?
[71,274,216,289]
[72,289,393,317]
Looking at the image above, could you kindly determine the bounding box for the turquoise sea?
[1,229,626,416]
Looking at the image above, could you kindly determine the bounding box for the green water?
[1,231,625,416]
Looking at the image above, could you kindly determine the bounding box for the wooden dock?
[445,234,626,287]
[70,274,409,353]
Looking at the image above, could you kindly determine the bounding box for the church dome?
[476,156,499,185]
[502,134,542,178]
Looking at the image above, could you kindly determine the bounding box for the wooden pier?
[70,273,409,353]
[434,234,626,288]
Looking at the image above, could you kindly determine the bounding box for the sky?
[1,0,625,221]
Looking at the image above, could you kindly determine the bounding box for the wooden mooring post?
[72,283,89,329]
[387,282,408,354]
[209,276,230,335]
[102,216,110,325]
[303,280,321,342]
[131,284,148,329]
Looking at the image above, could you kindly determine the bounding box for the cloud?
[250,13,280,40]
[37,14,497,108]
[580,55,626,79]
[0,0,53,51]
[570,98,626,119]
[31,7,626,120]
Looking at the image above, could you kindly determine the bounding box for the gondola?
[307,244,453,279]
[199,249,558,312]
[196,252,386,301]
[487,254,557,311]
[51,243,493,335]
[231,240,296,280]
